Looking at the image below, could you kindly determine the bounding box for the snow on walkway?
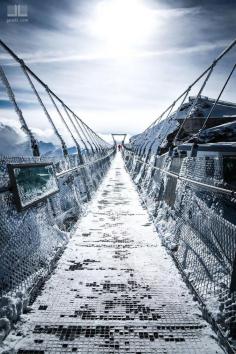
[4,153,225,353]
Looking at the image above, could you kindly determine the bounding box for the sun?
[89,0,156,52]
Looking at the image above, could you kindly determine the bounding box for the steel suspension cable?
[47,89,85,162]
[158,88,191,150]
[200,63,236,133]
[0,39,110,148]
[21,62,68,157]
[73,115,96,153]
[87,127,102,152]
[0,65,40,156]
[183,63,236,146]
[136,38,236,140]
[82,120,107,150]
[61,105,89,153]
[82,123,100,150]
[86,126,102,151]
[173,65,215,144]
[136,103,174,155]
[75,116,102,151]
[150,101,177,155]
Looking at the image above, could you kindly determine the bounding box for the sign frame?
[7,162,59,212]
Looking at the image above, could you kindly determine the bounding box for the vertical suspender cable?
[85,125,101,152]
[62,104,89,154]
[160,88,191,150]
[199,63,236,133]
[74,115,95,153]
[0,40,111,160]
[144,102,177,157]
[47,89,84,163]
[20,61,68,157]
[77,120,100,152]
[174,65,215,144]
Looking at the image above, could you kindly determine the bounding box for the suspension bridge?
[0,39,236,354]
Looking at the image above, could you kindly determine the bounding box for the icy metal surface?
[3,154,225,353]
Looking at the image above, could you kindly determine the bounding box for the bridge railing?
[123,146,236,341]
[0,148,115,297]
[123,41,236,341]
[0,40,115,334]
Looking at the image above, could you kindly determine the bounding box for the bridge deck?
[5,154,224,353]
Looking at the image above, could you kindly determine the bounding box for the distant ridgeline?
[124,40,236,349]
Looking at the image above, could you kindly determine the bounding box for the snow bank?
[131,96,236,154]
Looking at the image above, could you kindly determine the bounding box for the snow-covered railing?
[126,150,236,197]
[0,39,115,339]
[123,146,236,341]
[0,147,115,338]
[123,38,236,344]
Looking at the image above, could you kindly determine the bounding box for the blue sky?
[0,0,235,144]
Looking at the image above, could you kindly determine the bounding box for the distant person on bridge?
[118,144,122,151]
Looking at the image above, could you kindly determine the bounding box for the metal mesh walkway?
[3,153,225,354]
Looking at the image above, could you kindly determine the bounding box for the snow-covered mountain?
[131,96,236,153]
[0,123,32,156]
[0,123,62,157]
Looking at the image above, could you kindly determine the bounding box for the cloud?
[0,0,235,141]
[0,120,30,156]
[1,40,230,66]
